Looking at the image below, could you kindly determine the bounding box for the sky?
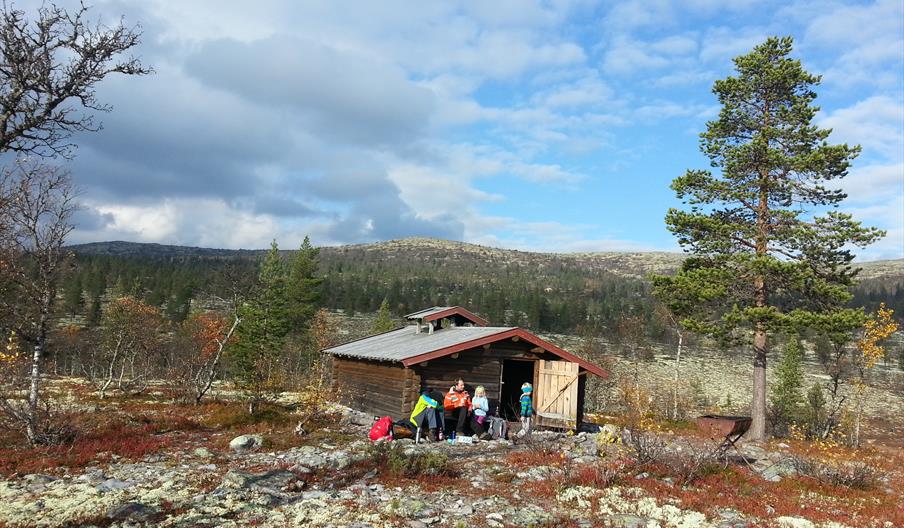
[25,0,903,260]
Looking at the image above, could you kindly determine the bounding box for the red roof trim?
[400,328,608,378]
[421,307,489,327]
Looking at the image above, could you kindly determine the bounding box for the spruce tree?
[371,298,395,333]
[230,241,290,413]
[652,37,883,440]
[287,236,322,329]
[770,338,804,436]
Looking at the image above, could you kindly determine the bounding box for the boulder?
[341,409,373,426]
[193,447,214,458]
[759,459,797,482]
[96,478,135,492]
[606,514,649,528]
[107,502,156,522]
[229,434,263,453]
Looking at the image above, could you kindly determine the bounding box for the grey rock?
[219,469,301,502]
[507,506,554,527]
[194,447,214,458]
[740,445,767,461]
[486,512,505,528]
[449,504,474,516]
[302,490,330,500]
[228,434,263,453]
[606,514,650,528]
[107,502,155,522]
[406,521,428,528]
[333,453,351,469]
[23,474,57,492]
[97,478,135,492]
[759,459,797,482]
[342,409,373,426]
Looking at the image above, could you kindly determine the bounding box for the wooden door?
[535,360,579,429]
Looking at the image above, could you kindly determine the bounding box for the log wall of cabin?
[331,357,419,418]
[412,340,562,415]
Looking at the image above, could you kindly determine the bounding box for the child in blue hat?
[517,382,533,439]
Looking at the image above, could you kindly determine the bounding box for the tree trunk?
[751,323,768,440]
[750,173,770,441]
[672,331,683,420]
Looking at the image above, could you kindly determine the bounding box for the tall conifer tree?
[231,241,290,413]
[652,37,883,439]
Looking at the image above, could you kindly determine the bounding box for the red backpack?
[369,416,394,441]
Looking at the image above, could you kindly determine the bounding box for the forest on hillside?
[60,241,904,340]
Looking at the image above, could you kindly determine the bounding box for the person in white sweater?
[470,385,490,439]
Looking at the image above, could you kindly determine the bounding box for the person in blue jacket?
[517,382,533,439]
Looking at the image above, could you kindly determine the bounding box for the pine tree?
[371,298,395,333]
[652,37,883,440]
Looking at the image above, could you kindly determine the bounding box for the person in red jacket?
[444,378,471,436]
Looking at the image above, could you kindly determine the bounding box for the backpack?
[487,416,508,440]
[369,416,394,441]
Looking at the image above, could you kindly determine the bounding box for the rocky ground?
[1,405,900,528]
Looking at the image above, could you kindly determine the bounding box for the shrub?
[625,427,668,465]
[567,463,624,488]
[0,400,80,446]
[790,455,884,490]
[624,425,722,484]
[367,444,457,478]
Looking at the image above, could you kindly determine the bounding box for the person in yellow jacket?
[410,390,443,441]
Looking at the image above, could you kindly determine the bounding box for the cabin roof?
[403,306,489,326]
[324,325,608,377]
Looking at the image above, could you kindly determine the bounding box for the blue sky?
[39,0,903,260]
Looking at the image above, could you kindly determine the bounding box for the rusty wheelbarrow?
[696,415,753,467]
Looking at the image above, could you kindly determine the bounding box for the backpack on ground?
[487,416,508,440]
[369,416,394,441]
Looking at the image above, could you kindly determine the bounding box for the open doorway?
[499,359,535,420]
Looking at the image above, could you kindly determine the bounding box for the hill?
[65,237,904,333]
[68,237,904,280]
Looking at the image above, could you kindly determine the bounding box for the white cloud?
[531,76,614,109]
[820,96,904,162]
[805,0,903,47]
[803,0,904,88]
[698,26,768,63]
[842,164,904,203]
[72,199,280,249]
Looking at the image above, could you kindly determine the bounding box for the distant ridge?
[66,241,264,259]
[68,237,904,280]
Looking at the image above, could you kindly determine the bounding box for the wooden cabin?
[324,306,608,430]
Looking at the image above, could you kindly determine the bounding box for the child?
[470,386,489,439]
[517,382,533,439]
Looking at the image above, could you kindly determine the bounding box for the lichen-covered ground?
[0,395,901,528]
